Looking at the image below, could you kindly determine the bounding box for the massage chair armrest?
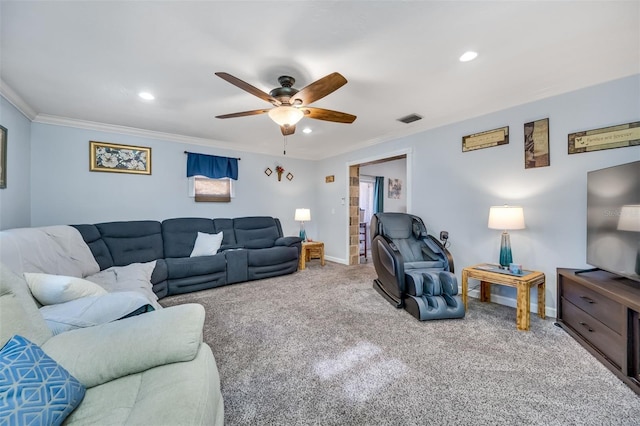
[275,236,302,247]
[425,235,455,273]
[371,234,406,290]
[42,303,205,388]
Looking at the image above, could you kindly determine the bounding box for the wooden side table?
[299,241,325,270]
[461,264,545,331]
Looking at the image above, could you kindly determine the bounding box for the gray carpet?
[161,262,640,425]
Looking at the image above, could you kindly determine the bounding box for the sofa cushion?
[95,221,163,266]
[243,238,275,249]
[247,246,298,267]
[233,216,281,245]
[212,218,236,245]
[162,218,216,258]
[190,232,224,257]
[62,344,222,426]
[24,273,107,306]
[165,255,226,280]
[0,335,86,426]
[0,226,100,278]
[86,261,160,310]
[42,304,205,388]
[71,224,114,270]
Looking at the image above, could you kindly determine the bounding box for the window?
[189,176,234,202]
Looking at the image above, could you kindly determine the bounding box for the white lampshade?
[488,205,525,230]
[268,106,304,127]
[618,205,640,232]
[295,208,311,222]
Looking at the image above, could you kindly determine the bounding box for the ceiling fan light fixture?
[268,106,304,127]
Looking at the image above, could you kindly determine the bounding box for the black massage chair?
[371,212,465,321]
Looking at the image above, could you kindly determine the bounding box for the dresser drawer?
[562,298,624,368]
[562,279,624,333]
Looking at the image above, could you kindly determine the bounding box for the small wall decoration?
[275,165,285,181]
[0,125,7,189]
[325,175,335,183]
[286,172,294,181]
[89,141,151,175]
[568,121,640,154]
[264,167,272,176]
[388,178,402,199]
[524,118,550,169]
[462,126,509,152]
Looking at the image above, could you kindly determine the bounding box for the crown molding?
[32,114,317,159]
[0,79,37,120]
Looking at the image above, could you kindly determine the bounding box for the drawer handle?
[579,296,595,304]
[579,321,594,332]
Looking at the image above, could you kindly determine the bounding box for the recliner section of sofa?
[72,216,301,298]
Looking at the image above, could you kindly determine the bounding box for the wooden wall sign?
[568,121,640,154]
[462,126,509,152]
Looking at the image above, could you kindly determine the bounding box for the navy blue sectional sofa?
[72,216,302,299]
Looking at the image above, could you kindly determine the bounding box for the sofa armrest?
[275,236,302,247]
[41,303,205,388]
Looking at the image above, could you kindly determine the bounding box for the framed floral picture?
[89,141,151,175]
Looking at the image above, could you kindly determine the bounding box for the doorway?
[347,151,410,265]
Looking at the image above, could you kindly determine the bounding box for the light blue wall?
[29,124,318,237]
[5,74,639,313]
[0,97,31,230]
[317,74,640,314]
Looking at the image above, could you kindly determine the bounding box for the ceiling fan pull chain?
[283,136,287,155]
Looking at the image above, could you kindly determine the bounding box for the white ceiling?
[1,1,639,160]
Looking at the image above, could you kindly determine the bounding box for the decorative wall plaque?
[462,126,509,152]
[568,121,640,154]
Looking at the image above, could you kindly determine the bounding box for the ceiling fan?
[214,72,357,136]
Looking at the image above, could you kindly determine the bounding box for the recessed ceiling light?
[459,51,478,62]
[302,127,312,134]
[138,92,155,100]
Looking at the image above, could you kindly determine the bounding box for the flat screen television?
[586,160,640,282]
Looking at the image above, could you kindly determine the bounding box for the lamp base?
[499,232,513,268]
[299,226,307,242]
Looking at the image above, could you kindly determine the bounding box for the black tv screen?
[586,160,640,282]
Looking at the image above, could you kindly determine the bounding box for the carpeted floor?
[161,261,640,425]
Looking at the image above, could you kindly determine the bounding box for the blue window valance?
[186,152,238,180]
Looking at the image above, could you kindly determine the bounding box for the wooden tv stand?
[556,268,640,395]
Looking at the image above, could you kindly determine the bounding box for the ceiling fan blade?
[215,109,270,119]
[291,72,347,106]
[303,107,356,123]
[215,72,280,106]
[280,124,296,136]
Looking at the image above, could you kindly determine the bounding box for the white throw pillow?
[190,231,223,257]
[39,291,154,335]
[24,272,107,306]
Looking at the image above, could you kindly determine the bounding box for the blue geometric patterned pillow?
[0,335,85,426]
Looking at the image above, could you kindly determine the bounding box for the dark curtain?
[373,176,384,213]
[186,153,238,180]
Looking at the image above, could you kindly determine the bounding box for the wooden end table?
[461,264,545,331]
[299,241,325,270]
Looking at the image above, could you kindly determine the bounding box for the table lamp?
[488,205,525,268]
[294,208,311,242]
